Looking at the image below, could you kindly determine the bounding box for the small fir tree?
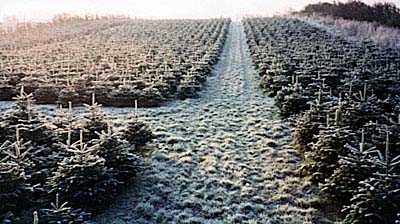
[47,131,118,208]
[79,93,108,143]
[121,102,154,148]
[343,132,400,224]
[39,194,89,224]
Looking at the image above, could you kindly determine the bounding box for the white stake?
[33,211,39,224]
[68,101,72,115]
[134,99,138,114]
[16,126,20,146]
[92,92,96,106]
[80,130,83,151]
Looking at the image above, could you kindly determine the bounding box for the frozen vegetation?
[244,17,400,223]
[2,11,400,224]
[0,18,229,106]
[294,15,400,49]
[91,22,318,224]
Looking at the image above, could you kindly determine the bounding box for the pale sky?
[0,0,399,22]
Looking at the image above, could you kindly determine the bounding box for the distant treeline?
[51,13,131,23]
[300,1,400,28]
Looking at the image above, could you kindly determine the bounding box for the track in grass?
[92,22,317,224]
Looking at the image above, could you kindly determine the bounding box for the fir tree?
[93,127,140,182]
[343,132,400,224]
[293,104,324,153]
[293,90,338,153]
[339,85,385,129]
[0,88,60,191]
[323,129,376,204]
[0,134,33,220]
[39,194,89,224]
[122,109,154,148]
[1,87,57,147]
[79,93,108,143]
[47,131,118,208]
[53,102,80,144]
[302,125,355,183]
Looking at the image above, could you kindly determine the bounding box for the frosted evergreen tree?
[343,132,400,224]
[0,131,33,221]
[293,90,337,153]
[121,101,154,148]
[303,125,355,183]
[322,129,376,204]
[93,126,141,182]
[339,84,385,129]
[79,93,108,143]
[275,77,312,117]
[39,194,89,224]
[1,87,57,147]
[53,102,80,144]
[0,88,61,193]
[47,131,118,208]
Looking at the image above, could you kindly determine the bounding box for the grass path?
[93,22,318,224]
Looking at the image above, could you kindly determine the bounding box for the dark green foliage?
[293,105,324,153]
[52,102,80,145]
[275,83,311,117]
[39,194,90,224]
[0,139,33,220]
[0,88,59,195]
[79,94,108,143]
[93,129,140,181]
[343,134,400,224]
[303,126,355,183]
[0,90,154,222]
[47,137,118,207]
[322,130,376,204]
[338,87,386,129]
[1,87,58,147]
[122,114,154,148]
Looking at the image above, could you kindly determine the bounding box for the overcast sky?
[0,0,399,22]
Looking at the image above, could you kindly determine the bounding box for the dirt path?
[93,22,317,224]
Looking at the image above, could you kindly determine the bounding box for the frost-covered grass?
[293,14,400,49]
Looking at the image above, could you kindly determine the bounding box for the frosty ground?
[93,22,318,223]
[0,22,318,223]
